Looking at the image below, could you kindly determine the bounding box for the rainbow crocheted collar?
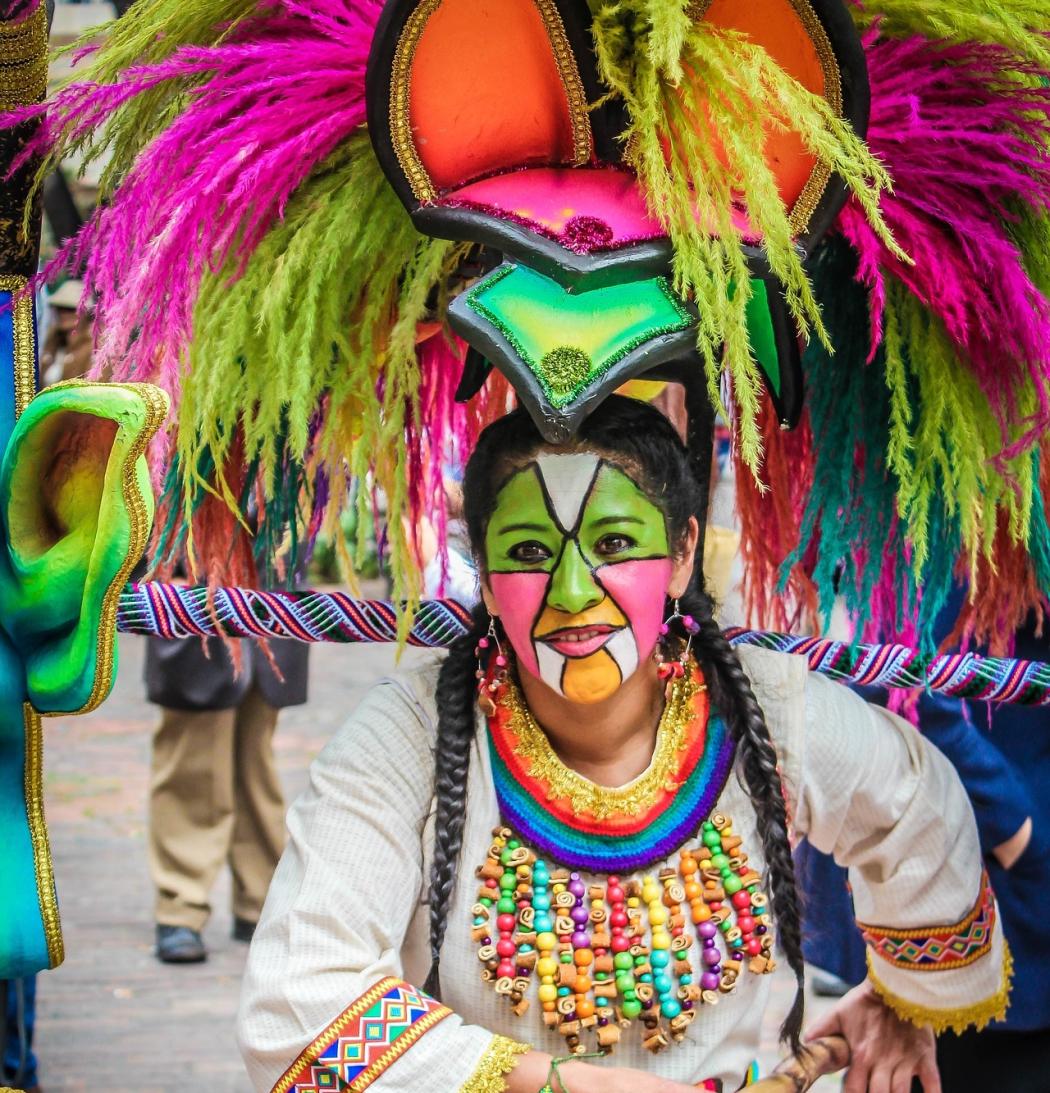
[486,665,737,873]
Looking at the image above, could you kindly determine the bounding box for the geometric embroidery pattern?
[271,977,451,1093]
[859,868,996,972]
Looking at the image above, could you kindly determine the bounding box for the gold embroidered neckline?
[499,665,704,820]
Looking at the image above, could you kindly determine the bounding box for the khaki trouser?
[148,689,285,931]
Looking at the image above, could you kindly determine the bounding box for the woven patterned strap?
[115,583,1050,706]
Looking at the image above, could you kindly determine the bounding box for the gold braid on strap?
[459,1036,530,1093]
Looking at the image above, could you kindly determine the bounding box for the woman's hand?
[805,979,941,1093]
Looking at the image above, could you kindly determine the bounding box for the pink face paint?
[596,557,675,666]
[488,570,549,679]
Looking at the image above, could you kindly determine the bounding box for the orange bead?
[574,976,592,993]
[576,999,595,1019]
[680,857,698,875]
[543,1001,556,1012]
[574,948,594,966]
[684,882,702,900]
[691,900,711,924]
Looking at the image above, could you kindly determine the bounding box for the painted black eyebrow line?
[589,515,646,527]
[493,521,552,535]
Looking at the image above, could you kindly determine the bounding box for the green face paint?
[485,453,674,703]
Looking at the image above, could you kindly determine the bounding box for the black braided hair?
[424,600,489,999]
[424,395,805,1048]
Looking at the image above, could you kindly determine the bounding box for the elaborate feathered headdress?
[5,0,1050,651]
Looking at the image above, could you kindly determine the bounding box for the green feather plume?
[177,136,461,614]
[589,0,899,469]
[853,0,1050,65]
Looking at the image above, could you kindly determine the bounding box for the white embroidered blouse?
[237,646,1009,1093]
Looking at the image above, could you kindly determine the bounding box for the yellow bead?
[538,984,558,1003]
[537,958,558,978]
[651,932,671,950]
[537,932,557,952]
[627,897,640,908]
[648,907,668,927]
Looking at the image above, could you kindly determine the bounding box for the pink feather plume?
[7,0,381,391]
[839,30,1050,453]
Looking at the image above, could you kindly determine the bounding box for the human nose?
[546,540,604,615]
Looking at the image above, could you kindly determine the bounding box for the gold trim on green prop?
[865,941,1013,1035]
[23,702,63,969]
[459,1036,531,1093]
[502,666,703,820]
[688,0,842,235]
[0,275,36,418]
[42,380,170,715]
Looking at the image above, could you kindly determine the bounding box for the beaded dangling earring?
[655,599,700,682]
[475,618,509,716]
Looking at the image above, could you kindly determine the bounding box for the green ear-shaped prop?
[0,380,167,979]
[0,381,168,714]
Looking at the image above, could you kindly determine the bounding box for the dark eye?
[595,533,634,557]
[509,541,552,565]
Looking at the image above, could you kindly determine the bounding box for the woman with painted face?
[239,397,1006,1093]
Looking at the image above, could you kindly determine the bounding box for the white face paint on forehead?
[534,452,601,534]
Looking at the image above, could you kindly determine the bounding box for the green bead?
[702,821,715,832]
[711,853,729,870]
[621,999,642,1019]
[614,952,633,970]
[560,952,573,963]
[508,839,521,850]
[500,848,513,865]
[702,829,720,847]
[719,919,732,932]
[634,954,647,966]
[723,875,743,895]
[479,897,493,907]
[498,898,516,914]
[615,973,635,993]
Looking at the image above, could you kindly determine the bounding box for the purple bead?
[682,1000,694,1011]
[698,921,717,940]
[571,906,590,925]
[700,972,720,991]
[571,931,590,948]
[756,925,768,935]
[568,880,586,898]
[702,948,721,966]
[598,1017,609,1027]
[642,999,654,1010]
[703,938,716,949]
[482,936,491,946]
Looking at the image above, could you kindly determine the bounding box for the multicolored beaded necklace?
[473,659,777,1055]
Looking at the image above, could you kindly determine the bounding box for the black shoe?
[155,924,207,964]
[232,916,257,943]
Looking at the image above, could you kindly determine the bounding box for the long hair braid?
[423,602,489,1000]
[677,584,807,1050]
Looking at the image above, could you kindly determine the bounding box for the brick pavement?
[30,633,840,1091]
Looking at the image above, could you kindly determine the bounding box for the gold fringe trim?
[0,275,36,417]
[866,940,1013,1035]
[459,1036,530,1093]
[501,664,703,820]
[23,704,63,968]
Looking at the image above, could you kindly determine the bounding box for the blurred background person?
[796,584,1048,1092]
[145,636,310,963]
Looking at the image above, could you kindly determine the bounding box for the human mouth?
[538,624,622,658]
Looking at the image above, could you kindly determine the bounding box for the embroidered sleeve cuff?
[866,939,1012,1035]
[857,869,1010,1034]
[858,867,996,973]
[459,1035,530,1093]
[271,978,451,1093]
